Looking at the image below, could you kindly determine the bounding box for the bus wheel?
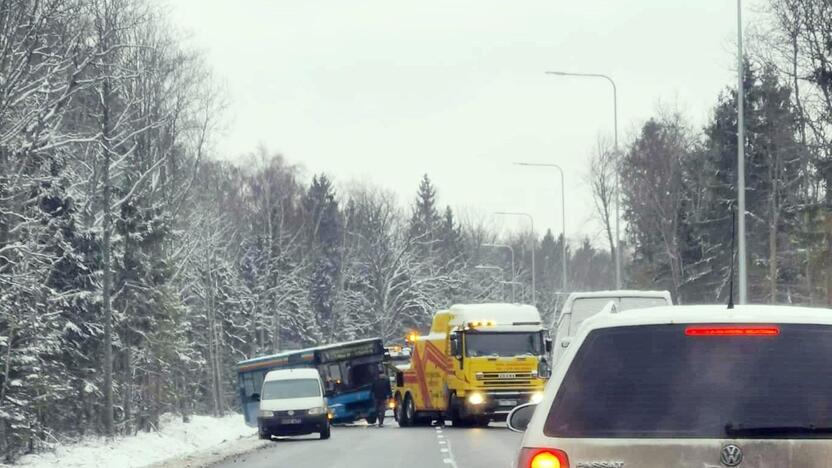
[365,414,377,425]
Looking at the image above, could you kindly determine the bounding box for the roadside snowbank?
[3,413,257,468]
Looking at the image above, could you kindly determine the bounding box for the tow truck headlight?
[307,406,326,415]
[258,410,273,418]
[530,392,544,404]
[467,392,485,405]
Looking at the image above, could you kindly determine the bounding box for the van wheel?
[258,425,271,440]
[320,422,331,439]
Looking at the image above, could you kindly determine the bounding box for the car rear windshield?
[544,323,832,438]
[262,378,321,400]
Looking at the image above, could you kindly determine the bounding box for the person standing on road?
[372,372,392,427]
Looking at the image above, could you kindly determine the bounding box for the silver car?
[509,305,832,468]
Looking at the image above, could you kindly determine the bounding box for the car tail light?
[516,448,569,468]
[685,325,780,337]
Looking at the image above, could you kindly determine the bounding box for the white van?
[256,368,331,440]
[551,290,671,363]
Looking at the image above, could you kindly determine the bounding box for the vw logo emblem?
[721,444,743,467]
[287,410,294,416]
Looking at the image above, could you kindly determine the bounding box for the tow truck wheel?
[394,395,404,423]
[448,396,463,427]
[401,394,415,427]
[473,416,490,427]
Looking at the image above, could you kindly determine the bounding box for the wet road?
[212,420,522,468]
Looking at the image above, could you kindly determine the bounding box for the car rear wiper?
[725,423,832,437]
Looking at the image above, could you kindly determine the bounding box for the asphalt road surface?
[212,420,523,468]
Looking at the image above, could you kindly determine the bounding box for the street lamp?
[514,162,568,293]
[494,212,535,304]
[483,243,516,302]
[545,70,621,290]
[736,0,748,304]
[475,265,506,301]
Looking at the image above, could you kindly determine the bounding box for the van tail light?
[517,448,569,468]
[685,325,780,337]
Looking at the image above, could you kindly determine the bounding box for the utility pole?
[737,0,748,304]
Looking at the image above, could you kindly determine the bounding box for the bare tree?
[588,136,618,273]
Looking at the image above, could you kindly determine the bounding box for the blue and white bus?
[237,338,386,425]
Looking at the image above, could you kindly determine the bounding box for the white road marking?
[437,425,459,468]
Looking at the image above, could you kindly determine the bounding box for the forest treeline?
[0,0,830,462]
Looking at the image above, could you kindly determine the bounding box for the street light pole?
[736,0,748,304]
[483,243,516,302]
[514,162,568,293]
[546,70,621,289]
[495,212,535,304]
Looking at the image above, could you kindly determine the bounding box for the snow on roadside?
[2,413,256,468]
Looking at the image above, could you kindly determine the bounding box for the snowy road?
[211,421,522,468]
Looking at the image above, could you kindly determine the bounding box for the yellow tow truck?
[393,303,551,427]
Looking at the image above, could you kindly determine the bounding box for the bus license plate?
[498,399,517,407]
[281,418,302,424]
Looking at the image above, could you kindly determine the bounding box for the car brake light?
[517,448,569,468]
[685,325,780,337]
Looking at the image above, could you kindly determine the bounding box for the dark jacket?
[372,377,392,400]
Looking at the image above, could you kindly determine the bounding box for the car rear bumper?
[257,414,328,435]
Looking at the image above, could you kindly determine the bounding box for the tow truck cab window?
[449,333,461,357]
[545,323,832,438]
[465,332,542,357]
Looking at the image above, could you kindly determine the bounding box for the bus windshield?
[261,378,321,400]
[465,332,542,357]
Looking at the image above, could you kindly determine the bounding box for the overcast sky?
[170,0,764,248]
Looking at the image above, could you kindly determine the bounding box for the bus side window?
[243,373,256,399]
[251,371,265,399]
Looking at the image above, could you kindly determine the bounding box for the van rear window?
[544,324,832,438]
